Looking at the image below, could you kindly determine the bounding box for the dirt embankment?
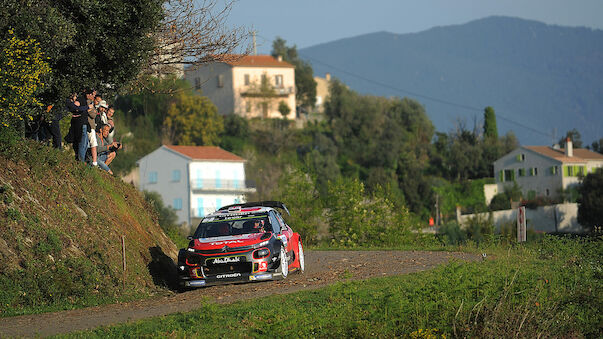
[0,250,480,337]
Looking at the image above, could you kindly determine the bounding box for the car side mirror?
[186,235,193,240]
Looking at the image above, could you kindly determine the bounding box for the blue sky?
[226,0,603,53]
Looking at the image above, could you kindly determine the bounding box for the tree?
[278,100,291,118]
[0,29,51,127]
[163,92,223,145]
[147,0,250,76]
[577,170,603,232]
[0,0,164,109]
[559,128,583,148]
[272,37,317,110]
[588,138,603,154]
[483,106,498,140]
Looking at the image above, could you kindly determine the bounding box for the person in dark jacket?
[66,92,91,160]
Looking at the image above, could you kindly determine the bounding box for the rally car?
[177,201,305,288]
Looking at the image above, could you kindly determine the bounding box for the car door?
[270,211,292,252]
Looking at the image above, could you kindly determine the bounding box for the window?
[216,198,222,209]
[173,198,182,210]
[194,77,201,90]
[503,169,515,182]
[269,211,281,234]
[275,74,283,88]
[215,170,221,188]
[518,168,526,177]
[148,171,158,184]
[197,197,204,217]
[529,167,538,176]
[171,169,181,182]
[550,166,559,175]
[516,154,525,162]
[194,169,202,188]
[217,74,224,88]
[246,101,251,113]
[546,188,550,196]
[564,165,586,177]
[244,74,250,85]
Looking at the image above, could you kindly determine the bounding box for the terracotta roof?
[164,145,244,162]
[224,55,294,68]
[524,146,603,163]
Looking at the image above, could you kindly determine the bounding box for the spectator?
[106,105,116,143]
[95,100,108,127]
[93,123,122,174]
[41,104,64,149]
[83,90,99,166]
[66,92,92,160]
[93,94,102,108]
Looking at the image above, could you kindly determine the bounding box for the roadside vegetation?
[0,129,177,317]
[70,235,602,338]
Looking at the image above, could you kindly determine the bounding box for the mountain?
[300,16,603,145]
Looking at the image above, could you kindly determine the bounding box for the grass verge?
[65,235,601,338]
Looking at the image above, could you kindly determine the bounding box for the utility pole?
[435,194,440,226]
[252,31,257,56]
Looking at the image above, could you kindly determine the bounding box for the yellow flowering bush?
[0,29,51,127]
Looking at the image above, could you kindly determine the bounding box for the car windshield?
[193,215,271,238]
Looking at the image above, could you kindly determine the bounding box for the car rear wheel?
[298,241,305,273]
[279,246,288,279]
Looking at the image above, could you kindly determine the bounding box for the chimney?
[565,137,573,157]
[277,55,283,62]
[325,72,331,81]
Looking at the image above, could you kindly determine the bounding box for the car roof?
[204,205,275,219]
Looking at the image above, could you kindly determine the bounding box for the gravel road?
[0,250,479,337]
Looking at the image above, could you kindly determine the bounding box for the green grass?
[64,236,602,338]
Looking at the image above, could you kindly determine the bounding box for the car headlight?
[253,249,270,259]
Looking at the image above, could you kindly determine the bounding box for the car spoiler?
[218,201,290,216]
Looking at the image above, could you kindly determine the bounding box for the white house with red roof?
[184,54,296,119]
[137,145,255,227]
[486,139,603,203]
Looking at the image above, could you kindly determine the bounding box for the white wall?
[185,63,235,115]
[138,147,190,225]
[232,66,296,119]
[458,203,587,234]
[494,147,563,198]
[188,160,248,218]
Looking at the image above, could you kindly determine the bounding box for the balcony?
[240,86,294,98]
[190,178,256,193]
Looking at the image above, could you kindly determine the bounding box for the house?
[184,55,296,119]
[313,72,331,114]
[485,138,603,203]
[137,145,255,228]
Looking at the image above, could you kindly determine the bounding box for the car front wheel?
[279,246,288,279]
[298,241,305,273]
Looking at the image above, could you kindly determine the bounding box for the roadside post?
[517,206,526,242]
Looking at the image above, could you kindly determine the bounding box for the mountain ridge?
[300,16,603,145]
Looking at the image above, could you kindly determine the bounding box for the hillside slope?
[301,16,603,145]
[0,130,178,317]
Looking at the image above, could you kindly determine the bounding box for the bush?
[437,221,467,245]
[326,177,412,247]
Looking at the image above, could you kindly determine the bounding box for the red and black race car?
[177,201,305,287]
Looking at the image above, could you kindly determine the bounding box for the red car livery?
[177,201,305,287]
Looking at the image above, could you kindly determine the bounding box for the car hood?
[192,233,268,250]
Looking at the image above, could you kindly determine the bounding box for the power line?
[299,52,553,139]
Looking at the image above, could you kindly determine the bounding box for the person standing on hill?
[83,90,98,166]
[66,92,92,160]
